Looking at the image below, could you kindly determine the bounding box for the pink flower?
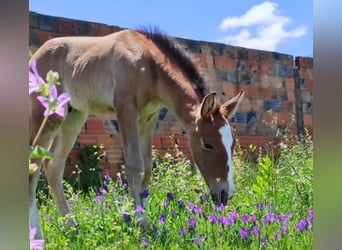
[37,85,70,117]
[29,61,44,95]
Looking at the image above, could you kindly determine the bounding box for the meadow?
[33,131,313,250]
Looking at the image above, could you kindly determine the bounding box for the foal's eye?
[203,143,213,151]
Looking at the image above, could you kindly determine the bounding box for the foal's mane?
[137,27,210,99]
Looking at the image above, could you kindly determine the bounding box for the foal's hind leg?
[43,110,88,229]
[116,99,145,206]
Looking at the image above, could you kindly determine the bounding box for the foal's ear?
[200,92,217,118]
[221,90,244,119]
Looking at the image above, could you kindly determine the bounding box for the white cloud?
[218,1,307,51]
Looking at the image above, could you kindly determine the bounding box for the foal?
[29,28,244,238]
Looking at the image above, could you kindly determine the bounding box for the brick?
[92,23,113,36]
[304,79,313,91]
[287,90,296,102]
[193,54,208,68]
[258,60,271,74]
[29,12,38,28]
[76,20,94,35]
[239,97,252,111]
[78,134,97,146]
[277,112,295,125]
[284,78,295,90]
[303,114,312,127]
[250,99,263,112]
[38,14,58,32]
[58,18,76,34]
[222,82,236,97]
[213,55,236,70]
[259,74,271,88]
[97,134,115,148]
[269,76,284,89]
[301,91,312,103]
[85,119,104,134]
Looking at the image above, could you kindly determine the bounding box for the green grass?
[35,133,313,249]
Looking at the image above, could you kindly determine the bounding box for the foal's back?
[31,30,159,115]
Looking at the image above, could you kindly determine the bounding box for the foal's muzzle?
[211,190,233,206]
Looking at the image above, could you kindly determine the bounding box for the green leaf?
[28,50,33,59]
[29,145,54,160]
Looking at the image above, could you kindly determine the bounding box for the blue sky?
[29,1,312,57]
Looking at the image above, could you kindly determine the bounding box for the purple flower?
[135,205,144,214]
[140,189,149,198]
[166,192,174,200]
[29,61,44,95]
[141,237,148,246]
[29,227,44,250]
[194,206,202,216]
[193,234,205,245]
[261,237,268,244]
[218,216,232,226]
[177,199,184,208]
[162,199,168,208]
[209,214,217,224]
[239,227,249,239]
[256,203,264,210]
[188,216,196,230]
[159,214,165,225]
[285,211,292,219]
[92,195,103,204]
[37,85,70,117]
[187,202,195,212]
[179,227,186,235]
[250,213,256,223]
[171,209,176,217]
[262,213,276,225]
[229,211,237,221]
[251,226,259,236]
[99,187,107,195]
[280,223,287,235]
[241,214,249,223]
[274,233,279,241]
[267,203,272,211]
[214,203,224,212]
[295,219,308,231]
[122,214,131,222]
[200,194,209,201]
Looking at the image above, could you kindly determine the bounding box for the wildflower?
[29,227,44,250]
[141,237,148,246]
[166,192,174,200]
[179,227,186,235]
[239,227,249,239]
[194,206,202,216]
[209,214,217,224]
[274,233,279,241]
[251,226,259,236]
[159,214,165,225]
[135,205,144,214]
[37,85,70,117]
[140,189,149,198]
[295,219,308,231]
[250,213,256,223]
[29,61,44,95]
[92,195,103,204]
[267,203,272,211]
[214,203,224,212]
[280,223,287,235]
[229,210,237,221]
[99,187,107,195]
[199,194,209,201]
[162,199,168,208]
[218,216,232,226]
[193,234,205,245]
[262,213,276,225]
[187,202,195,212]
[188,216,196,230]
[171,209,176,217]
[261,237,268,244]
[285,211,292,219]
[256,203,264,210]
[122,214,131,222]
[241,214,249,223]
[177,199,184,208]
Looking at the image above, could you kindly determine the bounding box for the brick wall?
[29,12,313,178]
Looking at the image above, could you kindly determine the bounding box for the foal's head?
[189,90,244,205]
